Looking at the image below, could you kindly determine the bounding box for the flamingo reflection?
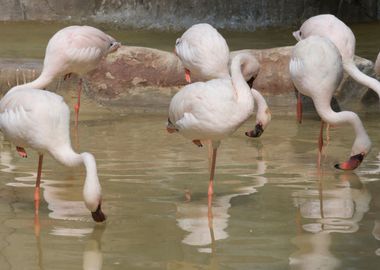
[290,172,371,270]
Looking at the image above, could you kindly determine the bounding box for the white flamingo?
[293,14,380,119]
[22,25,120,125]
[174,23,271,137]
[167,53,255,201]
[289,36,371,170]
[0,85,105,222]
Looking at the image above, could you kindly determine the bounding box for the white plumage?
[0,85,105,222]
[290,36,371,170]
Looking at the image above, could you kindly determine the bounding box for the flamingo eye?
[299,31,302,37]
[175,39,181,46]
[110,42,114,47]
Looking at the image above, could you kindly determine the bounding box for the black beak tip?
[91,204,106,223]
[334,163,341,170]
[245,124,264,138]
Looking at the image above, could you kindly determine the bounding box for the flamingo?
[167,53,255,203]
[289,35,371,170]
[22,25,120,126]
[0,85,105,222]
[293,14,380,121]
[174,23,271,137]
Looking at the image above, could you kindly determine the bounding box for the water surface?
[0,110,379,269]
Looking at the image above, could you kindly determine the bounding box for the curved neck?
[343,60,380,99]
[251,88,269,120]
[230,54,253,104]
[12,70,55,90]
[313,98,370,154]
[50,145,101,212]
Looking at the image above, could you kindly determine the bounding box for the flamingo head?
[91,203,106,222]
[245,108,272,138]
[335,153,365,170]
[108,41,121,53]
[335,136,371,170]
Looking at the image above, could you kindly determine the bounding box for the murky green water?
[0,21,379,60]
[0,21,379,269]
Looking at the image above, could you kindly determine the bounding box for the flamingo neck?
[230,54,253,104]
[11,70,55,91]
[343,60,380,99]
[313,98,371,155]
[251,88,269,123]
[50,146,101,212]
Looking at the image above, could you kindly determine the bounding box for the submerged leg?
[34,154,43,215]
[297,91,303,124]
[16,146,27,158]
[74,78,82,127]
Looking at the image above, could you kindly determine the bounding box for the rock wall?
[0,0,379,30]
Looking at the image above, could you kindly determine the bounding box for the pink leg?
[207,147,218,203]
[317,121,324,168]
[74,78,82,127]
[16,146,27,158]
[34,154,43,215]
[297,91,302,124]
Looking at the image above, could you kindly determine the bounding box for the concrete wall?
[0,0,379,30]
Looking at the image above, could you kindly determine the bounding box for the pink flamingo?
[0,85,105,222]
[289,35,371,170]
[22,25,120,125]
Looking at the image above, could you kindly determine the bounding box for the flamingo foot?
[335,153,365,170]
[245,123,264,138]
[185,68,191,83]
[192,140,203,147]
[16,146,27,158]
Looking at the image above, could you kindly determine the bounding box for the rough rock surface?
[0,46,377,114]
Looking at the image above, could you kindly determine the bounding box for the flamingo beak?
[334,153,365,170]
[245,123,264,138]
[185,68,191,83]
[91,204,106,222]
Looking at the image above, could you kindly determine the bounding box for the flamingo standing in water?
[0,85,105,222]
[167,53,256,202]
[293,14,380,121]
[24,25,120,125]
[289,36,371,170]
[174,23,271,137]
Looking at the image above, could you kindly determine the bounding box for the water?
[0,21,379,60]
[0,111,379,269]
[0,22,379,269]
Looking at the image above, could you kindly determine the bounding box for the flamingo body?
[175,23,230,81]
[0,86,105,221]
[290,36,371,170]
[169,78,253,142]
[375,52,380,76]
[293,14,380,99]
